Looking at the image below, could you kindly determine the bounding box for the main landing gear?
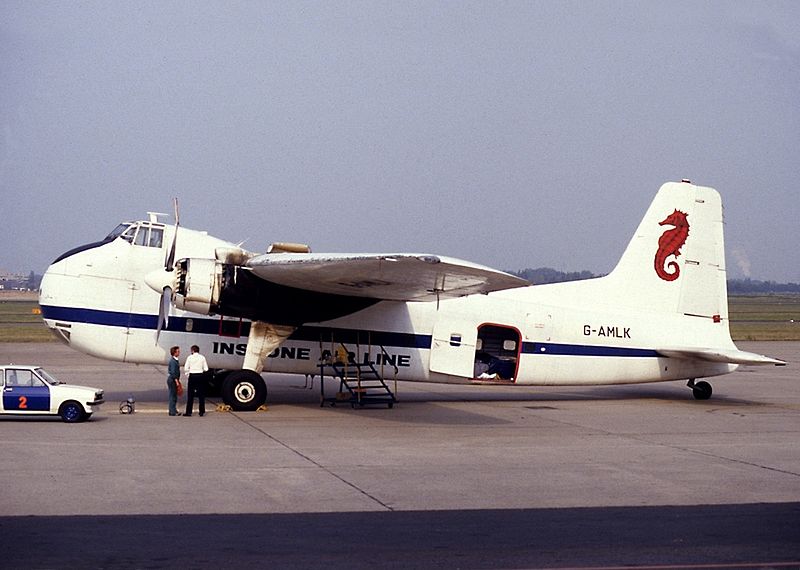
[687,379,713,400]
[222,370,267,411]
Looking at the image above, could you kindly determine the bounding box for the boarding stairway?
[318,341,397,408]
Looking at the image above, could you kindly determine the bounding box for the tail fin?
[540,181,785,365]
[605,181,727,320]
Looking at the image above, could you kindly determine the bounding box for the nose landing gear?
[687,379,713,400]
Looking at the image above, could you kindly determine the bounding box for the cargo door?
[429,313,478,377]
[475,324,522,381]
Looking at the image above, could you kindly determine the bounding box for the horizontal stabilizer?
[246,253,529,301]
[657,347,786,366]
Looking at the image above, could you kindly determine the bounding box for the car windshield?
[36,368,63,385]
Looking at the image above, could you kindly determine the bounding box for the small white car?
[1,365,104,422]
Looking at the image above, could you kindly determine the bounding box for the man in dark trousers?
[167,346,182,416]
[184,345,209,417]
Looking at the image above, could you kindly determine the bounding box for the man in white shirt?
[184,344,209,416]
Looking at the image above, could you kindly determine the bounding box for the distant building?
[0,271,39,291]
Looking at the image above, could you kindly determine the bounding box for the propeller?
[148,198,179,341]
[155,284,172,341]
[165,197,179,271]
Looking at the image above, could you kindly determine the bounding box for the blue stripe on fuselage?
[39,305,430,350]
[41,304,158,329]
[521,342,659,358]
[41,305,659,358]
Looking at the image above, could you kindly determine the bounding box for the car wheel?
[59,401,86,423]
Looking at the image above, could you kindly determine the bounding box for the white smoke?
[731,247,752,278]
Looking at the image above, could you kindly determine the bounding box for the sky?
[2,1,798,282]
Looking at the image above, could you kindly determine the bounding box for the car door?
[3,369,50,412]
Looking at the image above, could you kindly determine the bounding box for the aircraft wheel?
[222,370,267,412]
[206,370,228,397]
[692,380,713,400]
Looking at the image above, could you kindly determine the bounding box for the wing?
[246,253,529,302]
[657,347,786,366]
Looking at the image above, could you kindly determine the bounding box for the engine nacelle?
[174,258,223,315]
[172,257,378,325]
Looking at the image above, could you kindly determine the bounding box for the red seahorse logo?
[654,209,689,281]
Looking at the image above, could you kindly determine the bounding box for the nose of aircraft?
[39,257,64,306]
[37,243,136,360]
[38,240,100,337]
[38,259,69,342]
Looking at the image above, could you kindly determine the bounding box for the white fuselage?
[39,224,736,387]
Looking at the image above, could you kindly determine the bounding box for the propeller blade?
[156,286,172,341]
[158,198,180,342]
[164,197,179,270]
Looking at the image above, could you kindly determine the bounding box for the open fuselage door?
[474,323,522,381]
[429,312,479,378]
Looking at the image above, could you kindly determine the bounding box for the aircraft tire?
[206,370,228,397]
[692,380,713,400]
[222,370,267,412]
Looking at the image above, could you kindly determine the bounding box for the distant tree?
[509,267,599,284]
[506,268,800,293]
[728,278,800,294]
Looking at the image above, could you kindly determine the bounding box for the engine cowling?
[173,258,222,315]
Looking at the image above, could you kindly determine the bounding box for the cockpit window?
[120,225,137,243]
[53,220,152,264]
[105,221,165,247]
[106,223,133,241]
[149,227,164,248]
[131,223,165,248]
[134,226,150,246]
